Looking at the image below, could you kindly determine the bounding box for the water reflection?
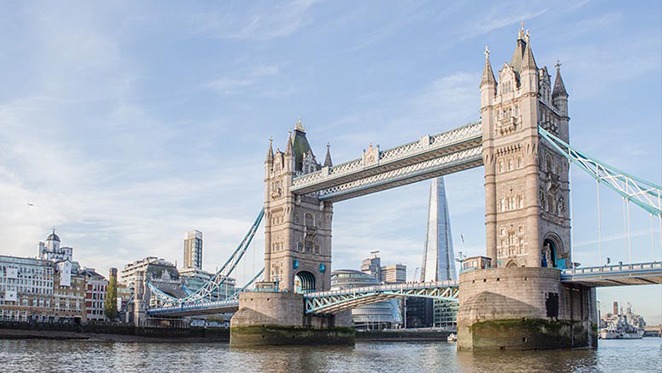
[0,338,659,372]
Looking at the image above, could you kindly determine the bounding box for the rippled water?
[1,338,660,372]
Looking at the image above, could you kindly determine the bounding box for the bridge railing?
[304,280,458,298]
[148,298,240,314]
[562,261,662,275]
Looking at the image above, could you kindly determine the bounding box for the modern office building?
[360,252,406,284]
[404,297,434,328]
[381,264,406,284]
[331,269,402,329]
[0,255,55,322]
[360,251,382,281]
[183,230,203,270]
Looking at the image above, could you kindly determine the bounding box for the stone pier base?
[230,292,354,347]
[457,267,597,351]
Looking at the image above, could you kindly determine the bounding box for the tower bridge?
[144,26,661,350]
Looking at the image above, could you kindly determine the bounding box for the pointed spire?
[265,137,274,163]
[323,143,333,167]
[284,132,293,156]
[552,60,568,97]
[521,32,537,71]
[481,46,496,87]
[518,21,525,40]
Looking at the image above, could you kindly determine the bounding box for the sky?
[0,1,660,322]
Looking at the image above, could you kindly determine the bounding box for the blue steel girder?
[304,281,459,314]
[291,122,483,202]
[147,299,240,317]
[538,126,662,217]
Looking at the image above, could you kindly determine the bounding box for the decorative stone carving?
[363,144,380,166]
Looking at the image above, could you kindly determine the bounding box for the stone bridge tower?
[458,26,596,351]
[231,120,351,347]
[481,26,570,269]
[263,120,334,292]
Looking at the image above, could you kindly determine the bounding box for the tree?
[104,275,118,320]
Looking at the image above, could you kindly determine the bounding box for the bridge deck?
[147,300,239,317]
[561,262,662,287]
[145,263,662,317]
[304,280,458,314]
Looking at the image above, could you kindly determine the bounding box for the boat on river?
[599,303,645,339]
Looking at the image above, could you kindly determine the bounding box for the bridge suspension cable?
[149,208,265,306]
[538,126,662,217]
[596,179,603,265]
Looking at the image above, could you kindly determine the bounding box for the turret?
[552,61,570,142]
[265,137,274,179]
[552,62,569,114]
[519,30,538,94]
[284,129,294,173]
[323,143,333,168]
[480,46,497,108]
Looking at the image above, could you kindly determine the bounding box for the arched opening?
[506,260,518,268]
[294,271,316,293]
[542,238,559,268]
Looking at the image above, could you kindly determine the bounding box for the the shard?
[420,177,457,282]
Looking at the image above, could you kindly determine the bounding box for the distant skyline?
[0,1,660,322]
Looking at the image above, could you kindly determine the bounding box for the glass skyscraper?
[420,177,457,282]
[419,177,457,328]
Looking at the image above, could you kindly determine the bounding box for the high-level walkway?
[291,122,483,202]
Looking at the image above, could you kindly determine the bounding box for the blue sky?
[0,1,660,322]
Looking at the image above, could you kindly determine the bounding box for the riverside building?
[0,230,95,323]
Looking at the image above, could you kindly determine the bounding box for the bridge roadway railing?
[561,261,662,287]
[147,298,239,317]
[290,121,483,197]
[304,280,459,315]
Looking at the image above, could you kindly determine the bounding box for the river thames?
[1,338,660,372]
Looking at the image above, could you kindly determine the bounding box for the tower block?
[230,120,353,347]
[457,27,597,350]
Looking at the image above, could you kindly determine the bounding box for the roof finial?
[518,21,525,39]
[484,45,490,60]
[525,29,530,43]
[555,59,562,71]
[294,116,305,132]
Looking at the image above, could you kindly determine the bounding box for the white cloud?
[458,4,548,39]
[206,64,282,96]
[190,0,320,41]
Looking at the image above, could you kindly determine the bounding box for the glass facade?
[331,269,402,330]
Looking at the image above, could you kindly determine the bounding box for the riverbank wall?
[0,321,229,342]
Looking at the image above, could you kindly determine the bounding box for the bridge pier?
[230,291,354,347]
[457,267,597,350]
